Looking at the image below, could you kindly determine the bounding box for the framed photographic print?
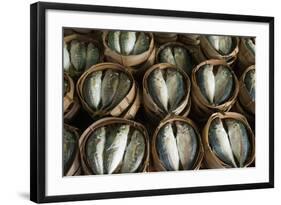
[30,1,274,203]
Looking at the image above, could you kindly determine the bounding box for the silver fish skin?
[120,32,136,55]
[225,119,250,167]
[132,32,150,55]
[160,47,176,65]
[244,69,255,101]
[111,72,132,109]
[208,36,233,55]
[166,69,185,111]
[64,78,68,96]
[246,38,255,55]
[148,69,169,111]
[101,70,120,109]
[157,123,179,171]
[70,40,86,72]
[85,43,100,69]
[108,31,121,53]
[209,118,237,167]
[84,71,103,110]
[213,65,234,105]
[121,130,145,173]
[175,122,198,170]
[197,64,215,104]
[63,128,77,170]
[64,43,71,72]
[173,47,193,75]
[105,124,130,174]
[86,127,106,174]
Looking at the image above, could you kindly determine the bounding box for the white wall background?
[0,0,278,204]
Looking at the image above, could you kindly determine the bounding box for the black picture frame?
[30,2,274,203]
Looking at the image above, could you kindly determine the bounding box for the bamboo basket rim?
[151,115,204,171]
[79,117,150,175]
[64,73,75,112]
[191,59,239,110]
[202,112,255,168]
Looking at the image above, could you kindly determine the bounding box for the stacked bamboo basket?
[63,29,256,176]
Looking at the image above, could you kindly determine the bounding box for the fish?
[197,64,215,104]
[108,31,121,53]
[63,128,77,172]
[157,123,179,171]
[148,69,169,111]
[64,78,68,96]
[159,46,176,65]
[173,46,193,75]
[70,40,86,72]
[121,130,145,173]
[110,72,132,109]
[86,127,106,174]
[213,65,234,105]
[246,38,255,55]
[175,122,198,170]
[104,124,130,174]
[63,42,71,71]
[85,43,100,70]
[83,71,103,110]
[244,69,255,101]
[208,118,237,167]
[225,119,250,167]
[120,32,136,55]
[132,32,150,55]
[165,69,185,111]
[207,36,233,55]
[101,69,120,109]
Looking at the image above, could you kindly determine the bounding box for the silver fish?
[244,69,255,101]
[86,127,106,174]
[197,64,215,104]
[209,118,237,167]
[120,32,136,55]
[166,69,185,111]
[225,119,250,167]
[84,71,103,110]
[63,128,77,172]
[64,78,68,96]
[132,32,150,55]
[104,124,129,174]
[246,38,255,55]
[64,42,71,72]
[111,72,132,109]
[108,31,121,53]
[159,46,176,65]
[148,69,169,111]
[175,122,198,170]
[157,123,179,171]
[101,69,119,109]
[85,43,100,70]
[70,40,86,71]
[213,65,234,105]
[121,130,145,173]
[208,36,233,55]
[173,46,193,75]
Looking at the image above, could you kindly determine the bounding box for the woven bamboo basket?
[143,63,191,119]
[102,32,155,68]
[64,124,81,176]
[76,62,139,119]
[154,32,178,44]
[238,65,255,114]
[79,117,150,175]
[200,36,239,66]
[202,112,255,169]
[151,115,204,171]
[178,34,200,46]
[64,73,80,122]
[64,33,103,79]
[237,38,255,74]
[191,59,239,119]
